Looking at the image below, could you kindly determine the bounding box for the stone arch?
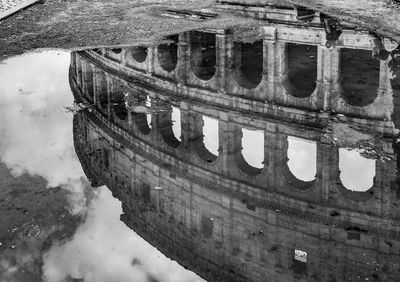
[284,43,318,98]
[194,115,219,163]
[232,40,263,89]
[237,128,264,175]
[158,107,181,148]
[128,46,148,63]
[340,48,380,106]
[338,149,376,192]
[281,136,317,190]
[157,35,179,72]
[190,31,217,81]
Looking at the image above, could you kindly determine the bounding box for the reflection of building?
[72,25,399,136]
[71,26,400,281]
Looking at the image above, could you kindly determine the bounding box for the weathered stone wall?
[71,50,400,220]
[77,24,398,136]
[70,43,400,280]
[72,105,400,282]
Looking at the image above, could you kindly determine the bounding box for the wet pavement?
[0,0,39,20]
[1,3,400,282]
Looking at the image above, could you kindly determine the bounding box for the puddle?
[2,3,400,282]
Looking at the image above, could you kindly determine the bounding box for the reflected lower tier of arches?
[73,105,400,282]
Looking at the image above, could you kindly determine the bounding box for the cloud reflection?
[0,51,202,282]
[43,188,204,282]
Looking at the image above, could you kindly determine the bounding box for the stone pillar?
[215,33,230,92]
[93,69,99,105]
[105,75,112,120]
[274,41,287,102]
[147,47,155,75]
[264,126,279,191]
[219,114,242,176]
[262,26,277,101]
[319,139,334,201]
[81,62,88,98]
[319,46,340,111]
[176,32,190,84]
[376,60,393,119]
[121,49,128,66]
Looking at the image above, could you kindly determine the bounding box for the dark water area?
[1,4,400,282]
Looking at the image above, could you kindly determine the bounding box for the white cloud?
[42,188,204,282]
[0,51,203,282]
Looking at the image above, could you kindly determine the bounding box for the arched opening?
[233,41,263,89]
[129,46,148,63]
[172,107,181,142]
[340,49,380,106]
[158,35,179,72]
[339,149,375,191]
[158,107,181,148]
[194,115,218,163]
[203,116,219,156]
[286,43,318,98]
[190,31,216,80]
[242,129,264,169]
[287,136,317,182]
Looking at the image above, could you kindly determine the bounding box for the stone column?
[105,75,112,121]
[176,32,190,84]
[319,139,334,201]
[219,114,242,177]
[147,47,155,75]
[319,46,340,111]
[215,33,230,92]
[262,26,277,101]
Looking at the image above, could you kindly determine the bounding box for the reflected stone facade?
[70,23,400,282]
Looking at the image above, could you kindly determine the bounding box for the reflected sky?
[339,148,376,191]
[0,51,86,213]
[242,129,264,168]
[287,136,317,182]
[203,116,219,156]
[0,51,202,282]
[43,188,203,282]
[172,107,181,141]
